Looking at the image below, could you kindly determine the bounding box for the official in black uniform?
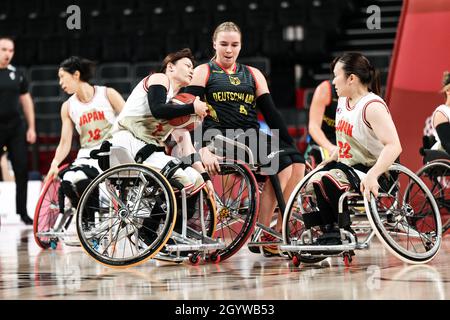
[186,22,305,256]
[0,37,36,225]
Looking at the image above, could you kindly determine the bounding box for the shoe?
[64,238,81,247]
[63,218,81,246]
[248,245,262,254]
[247,232,281,256]
[20,214,33,225]
[316,231,342,245]
[262,246,281,257]
[260,233,281,257]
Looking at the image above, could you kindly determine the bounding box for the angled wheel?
[365,164,442,264]
[76,164,177,268]
[415,160,449,235]
[211,160,259,261]
[343,253,352,267]
[292,254,301,267]
[33,164,69,249]
[189,253,201,265]
[282,167,327,264]
[208,251,221,263]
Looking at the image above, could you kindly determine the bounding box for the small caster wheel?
[209,252,221,264]
[343,253,352,267]
[292,254,301,267]
[189,253,201,266]
[50,240,58,250]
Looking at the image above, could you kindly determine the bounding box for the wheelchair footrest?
[36,231,66,238]
[248,241,282,247]
[279,243,356,252]
[155,253,188,262]
[255,223,282,239]
[165,242,226,253]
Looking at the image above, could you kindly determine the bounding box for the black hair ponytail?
[60,56,96,82]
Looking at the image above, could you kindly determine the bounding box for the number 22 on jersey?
[338,141,352,159]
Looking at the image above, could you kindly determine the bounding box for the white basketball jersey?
[114,76,175,145]
[67,86,116,157]
[431,104,450,150]
[335,92,389,167]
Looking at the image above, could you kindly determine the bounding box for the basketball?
[169,93,202,130]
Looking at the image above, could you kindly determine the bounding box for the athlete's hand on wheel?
[44,162,59,184]
[360,171,380,199]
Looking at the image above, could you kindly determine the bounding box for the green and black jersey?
[311,80,338,145]
[203,61,259,132]
[322,80,338,144]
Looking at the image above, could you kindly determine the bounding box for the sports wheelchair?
[417,136,449,235]
[75,141,259,267]
[207,134,299,257]
[33,163,78,249]
[280,163,443,266]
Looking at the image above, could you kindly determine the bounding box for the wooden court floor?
[0,224,448,300]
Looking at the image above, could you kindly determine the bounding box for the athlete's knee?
[290,163,305,181]
[277,165,292,185]
[62,170,89,184]
[184,166,204,194]
[172,167,203,194]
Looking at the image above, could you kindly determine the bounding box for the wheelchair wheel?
[415,160,449,235]
[76,164,177,268]
[156,186,217,261]
[33,164,69,249]
[282,168,327,263]
[365,164,442,264]
[212,160,259,261]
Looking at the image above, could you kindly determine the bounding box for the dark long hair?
[60,56,96,82]
[441,71,450,93]
[331,52,381,95]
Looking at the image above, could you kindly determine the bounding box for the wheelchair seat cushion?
[423,149,450,163]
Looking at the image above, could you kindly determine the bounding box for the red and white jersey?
[114,76,175,145]
[67,85,116,157]
[431,104,450,150]
[335,92,389,167]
